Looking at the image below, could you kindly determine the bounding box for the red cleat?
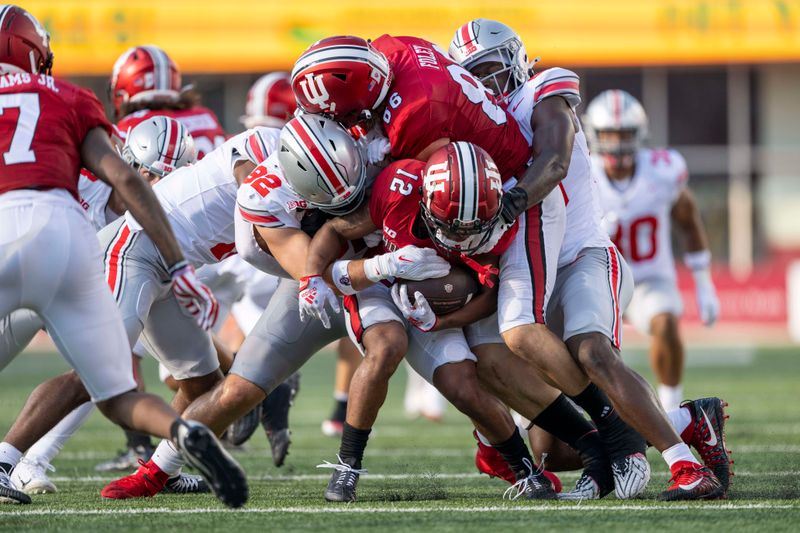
[657,460,724,501]
[100,459,169,499]
[679,397,733,494]
[472,431,562,492]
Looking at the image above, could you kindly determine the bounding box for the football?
[402,264,479,315]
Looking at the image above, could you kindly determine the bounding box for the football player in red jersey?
[111,45,226,158]
[302,142,611,502]
[0,5,246,507]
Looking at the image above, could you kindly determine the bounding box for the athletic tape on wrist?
[332,260,357,295]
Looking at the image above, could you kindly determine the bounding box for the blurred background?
[26,0,800,345]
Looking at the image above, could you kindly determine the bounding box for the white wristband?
[331,260,357,295]
[684,250,712,271]
[363,256,386,283]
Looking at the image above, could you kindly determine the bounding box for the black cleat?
[657,463,724,501]
[267,428,292,467]
[681,397,732,494]
[171,420,248,508]
[161,472,210,494]
[317,455,365,502]
[504,459,557,500]
[0,470,31,504]
[225,404,262,447]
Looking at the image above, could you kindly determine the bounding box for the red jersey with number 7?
[0,73,112,200]
[371,35,530,181]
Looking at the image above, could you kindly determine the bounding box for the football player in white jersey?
[585,90,721,410]
[450,19,724,501]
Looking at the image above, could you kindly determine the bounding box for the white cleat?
[11,457,57,495]
[611,452,651,499]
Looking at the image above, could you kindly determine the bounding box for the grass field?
[0,345,798,532]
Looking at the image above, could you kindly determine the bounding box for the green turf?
[0,346,798,532]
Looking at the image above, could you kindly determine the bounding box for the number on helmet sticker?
[0,93,40,165]
[446,64,507,126]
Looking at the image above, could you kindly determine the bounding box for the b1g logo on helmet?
[298,73,334,112]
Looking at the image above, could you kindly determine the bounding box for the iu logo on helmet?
[299,73,334,112]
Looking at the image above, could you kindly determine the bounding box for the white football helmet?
[121,115,197,177]
[449,19,531,100]
[583,90,648,157]
[279,114,367,215]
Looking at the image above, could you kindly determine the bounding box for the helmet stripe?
[612,90,622,128]
[455,142,479,222]
[170,121,185,162]
[0,6,12,30]
[287,118,348,195]
[142,45,168,91]
[292,46,389,80]
[164,118,179,163]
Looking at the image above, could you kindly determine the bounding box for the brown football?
[402,265,479,315]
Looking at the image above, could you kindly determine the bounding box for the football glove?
[363,245,450,283]
[169,260,219,330]
[391,284,437,332]
[298,274,340,329]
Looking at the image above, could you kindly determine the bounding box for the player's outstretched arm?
[255,226,313,281]
[81,128,185,267]
[305,203,378,291]
[672,188,720,326]
[500,97,576,224]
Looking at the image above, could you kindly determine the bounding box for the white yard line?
[47,470,800,483]
[2,503,797,516]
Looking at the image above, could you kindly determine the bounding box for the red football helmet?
[241,72,297,129]
[421,142,503,254]
[0,5,53,76]
[291,35,392,127]
[109,45,181,117]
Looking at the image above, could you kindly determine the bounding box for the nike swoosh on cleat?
[679,478,703,491]
[398,256,412,262]
[18,476,31,488]
[699,407,718,446]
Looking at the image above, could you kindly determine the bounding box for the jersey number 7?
[0,93,40,165]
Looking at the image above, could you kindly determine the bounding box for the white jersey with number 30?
[125,127,281,266]
[594,148,688,283]
[507,68,611,267]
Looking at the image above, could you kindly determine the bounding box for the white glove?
[169,261,219,330]
[685,250,720,327]
[366,136,392,165]
[391,284,437,332]
[298,275,340,329]
[363,245,450,283]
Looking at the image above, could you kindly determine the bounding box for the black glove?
[499,186,528,225]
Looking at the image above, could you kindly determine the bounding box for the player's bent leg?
[183,374,267,436]
[649,312,685,410]
[0,310,44,373]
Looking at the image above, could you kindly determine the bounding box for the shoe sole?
[657,482,725,501]
[21,484,56,495]
[179,425,248,508]
[0,486,32,504]
[324,491,356,503]
[269,430,291,467]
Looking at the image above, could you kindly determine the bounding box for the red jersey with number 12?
[372,35,530,181]
[0,73,112,199]
[369,160,516,259]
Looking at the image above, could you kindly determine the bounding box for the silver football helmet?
[583,90,649,156]
[449,19,532,101]
[278,114,366,215]
[121,115,197,177]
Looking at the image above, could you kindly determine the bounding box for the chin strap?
[459,253,499,289]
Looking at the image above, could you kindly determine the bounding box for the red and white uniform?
[0,74,136,401]
[372,35,530,180]
[345,160,510,382]
[506,67,611,267]
[99,127,279,380]
[117,107,226,159]
[595,148,688,333]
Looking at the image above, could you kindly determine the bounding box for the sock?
[125,429,154,450]
[667,406,693,442]
[570,384,645,458]
[338,422,371,469]
[491,429,534,477]
[262,381,292,431]
[532,394,596,447]
[151,439,184,476]
[0,442,23,474]
[474,429,492,447]
[331,393,348,423]
[658,384,683,412]
[662,442,699,469]
[26,402,95,464]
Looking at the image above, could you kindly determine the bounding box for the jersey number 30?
[0,93,40,165]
